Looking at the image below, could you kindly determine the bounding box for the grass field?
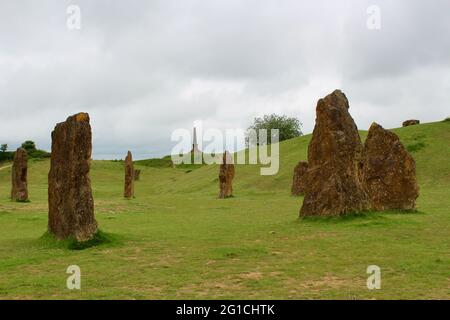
[0,121,449,299]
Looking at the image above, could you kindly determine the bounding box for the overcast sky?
[0,0,449,159]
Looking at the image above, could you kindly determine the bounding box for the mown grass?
[0,121,449,299]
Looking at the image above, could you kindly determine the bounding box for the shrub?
[0,151,14,162]
[407,142,426,153]
[28,149,50,159]
[247,114,303,146]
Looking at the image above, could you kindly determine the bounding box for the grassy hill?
[0,121,449,299]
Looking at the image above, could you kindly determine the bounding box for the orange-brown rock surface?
[362,122,419,210]
[219,151,235,199]
[48,113,97,241]
[11,148,28,202]
[300,90,369,217]
[291,161,308,196]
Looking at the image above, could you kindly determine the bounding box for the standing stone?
[134,169,141,181]
[124,151,134,198]
[402,119,420,127]
[11,148,28,202]
[219,151,235,199]
[362,122,419,210]
[300,90,369,217]
[291,161,308,196]
[48,113,97,241]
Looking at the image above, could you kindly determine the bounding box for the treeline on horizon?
[0,140,50,162]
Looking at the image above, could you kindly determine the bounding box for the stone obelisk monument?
[191,127,202,164]
[192,127,200,153]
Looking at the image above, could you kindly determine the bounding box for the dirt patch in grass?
[176,278,246,298]
[240,272,263,280]
[285,274,352,292]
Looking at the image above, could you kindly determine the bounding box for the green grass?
[134,155,174,168]
[0,121,449,299]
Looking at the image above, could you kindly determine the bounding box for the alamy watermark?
[66,265,81,290]
[66,5,81,30]
[170,121,279,175]
[366,5,381,30]
[366,265,381,290]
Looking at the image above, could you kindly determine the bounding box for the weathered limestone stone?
[291,161,308,196]
[219,151,235,199]
[362,122,419,210]
[134,169,141,181]
[124,151,134,198]
[48,113,97,241]
[11,148,28,202]
[300,90,369,217]
[402,119,420,127]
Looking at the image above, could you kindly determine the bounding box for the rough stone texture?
[362,122,419,210]
[124,151,134,198]
[291,161,308,196]
[134,169,141,181]
[300,90,369,217]
[11,148,28,202]
[48,113,97,241]
[402,119,420,127]
[219,151,235,199]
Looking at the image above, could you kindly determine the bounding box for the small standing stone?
[11,148,28,202]
[48,113,97,241]
[362,122,419,210]
[124,151,135,198]
[219,151,235,199]
[291,161,308,196]
[402,119,420,127]
[134,169,141,181]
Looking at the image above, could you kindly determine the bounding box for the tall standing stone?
[219,151,235,199]
[124,151,134,198]
[291,161,308,196]
[362,122,419,210]
[300,90,369,217]
[11,148,28,202]
[48,113,97,241]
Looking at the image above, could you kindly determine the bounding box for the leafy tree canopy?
[247,114,303,145]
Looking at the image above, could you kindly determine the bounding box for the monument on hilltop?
[191,127,200,153]
[191,127,203,164]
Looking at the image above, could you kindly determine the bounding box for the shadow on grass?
[38,230,123,251]
[13,199,31,203]
[298,209,425,224]
[210,245,268,260]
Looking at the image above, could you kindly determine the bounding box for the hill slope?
[140,121,450,196]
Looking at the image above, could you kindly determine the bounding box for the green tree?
[246,114,303,146]
[0,144,7,153]
[21,140,37,153]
